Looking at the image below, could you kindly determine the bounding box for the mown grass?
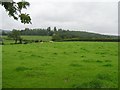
[2,42,118,88]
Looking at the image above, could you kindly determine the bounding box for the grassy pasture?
[21,36,52,41]
[2,42,118,88]
[2,36,52,44]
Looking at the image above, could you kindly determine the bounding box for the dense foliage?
[0,0,31,24]
[8,29,22,44]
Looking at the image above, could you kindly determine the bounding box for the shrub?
[52,34,62,41]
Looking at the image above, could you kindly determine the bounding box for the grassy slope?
[2,42,118,88]
[21,36,52,41]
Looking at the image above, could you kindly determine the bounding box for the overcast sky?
[0,0,118,35]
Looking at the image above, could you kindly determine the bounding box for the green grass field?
[21,36,52,41]
[1,36,52,44]
[2,42,118,88]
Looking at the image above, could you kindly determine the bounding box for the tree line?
[1,27,119,44]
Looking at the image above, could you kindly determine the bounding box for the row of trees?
[2,27,59,44]
[20,27,65,36]
[2,27,119,44]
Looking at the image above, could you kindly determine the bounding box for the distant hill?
[1,28,119,42]
[51,30,118,42]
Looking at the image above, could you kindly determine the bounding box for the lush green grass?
[21,36,52,41]
[2,42,118,88]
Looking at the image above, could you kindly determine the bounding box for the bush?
[52,34,62,41]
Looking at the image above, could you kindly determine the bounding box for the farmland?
[2,41,118,88]
[2,35,52,43]
[1,1,119,88]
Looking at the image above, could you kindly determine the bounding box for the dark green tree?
[54,27,57,32]
[58,29,63,32]
[52,33,62,41]
[47,27,51,36]
[2,30,7,35]
[0,0,31,24]
[8,29,22,44]
[47,27,51,32]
